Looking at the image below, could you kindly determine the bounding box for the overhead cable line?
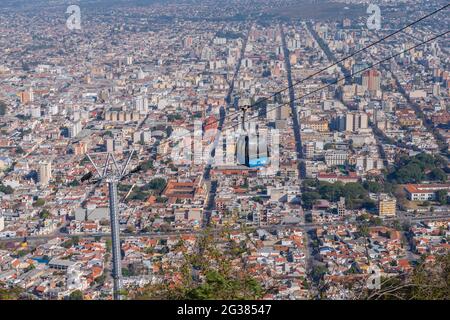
[199,3,450,130]
[221,30,449,133]
[161,4,449,146]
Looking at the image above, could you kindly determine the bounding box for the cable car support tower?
[86,150,135,300]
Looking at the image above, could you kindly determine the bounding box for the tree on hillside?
[301,192,321,209]
[436,190,448,205]
[359,253,450,300]
[143,178,167,193]
[0,183,14,195]
[32,198,45,207]
[0,285,23,300]
[133,228,264,300]
[68,290,84,300]
[429,168,447,182]
[388,153,447,184]
[39,209,51,220]
[363,181,382,193]
[393,163,425,183]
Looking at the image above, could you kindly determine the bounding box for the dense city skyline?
[0,0,449,303]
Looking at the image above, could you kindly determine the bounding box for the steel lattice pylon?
[86,151,135,300]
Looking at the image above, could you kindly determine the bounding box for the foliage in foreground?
[133,228,264,300]
[0,284,23,300]
[362,253,450,300]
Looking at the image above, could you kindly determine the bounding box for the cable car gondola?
[236,106,270,168]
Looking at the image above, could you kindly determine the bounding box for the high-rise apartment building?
[338,197,346,216]
[38,161,52,186]
[377,194,397,217]
[69,120,82,138]
[267,103,290,122]
[362,69,381,93]
[344,112,369,132]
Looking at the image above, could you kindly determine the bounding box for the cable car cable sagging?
[203,4,449,131]
[223,30,449,134]
[162,5,449,167]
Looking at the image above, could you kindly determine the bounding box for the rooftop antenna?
[85,149,135,300]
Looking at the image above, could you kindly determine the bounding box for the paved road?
[2,211,449,244]
[306,22,351,80]
[279,22,320,297]
[201,24,251,228]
